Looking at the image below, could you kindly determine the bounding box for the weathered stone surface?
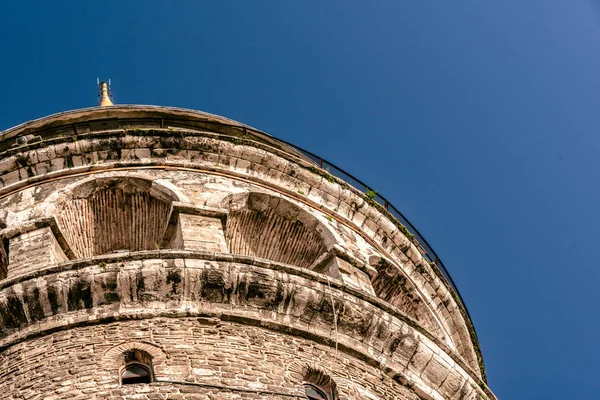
[0,318,425,400]
[7,226,68,278]
[178,214,227,252]
[0,106,495,400]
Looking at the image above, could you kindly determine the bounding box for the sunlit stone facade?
[0,106,496,399]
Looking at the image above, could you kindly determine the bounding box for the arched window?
[304,383,329,400]
[118,348,154,386]
[302,367,337,400]
[121,363,152,385]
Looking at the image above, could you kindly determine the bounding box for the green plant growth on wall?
[364,188,378,206]
[364,188,377,200]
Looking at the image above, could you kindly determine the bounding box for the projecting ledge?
[0,252,495,400]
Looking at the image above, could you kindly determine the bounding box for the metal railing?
[258,135,485,377]
[271,137,472,317]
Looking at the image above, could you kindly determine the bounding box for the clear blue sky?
[1,1,599,398]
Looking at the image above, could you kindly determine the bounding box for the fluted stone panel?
[58,188,171,258]
[225,208,327,270]
[372,260,445,339]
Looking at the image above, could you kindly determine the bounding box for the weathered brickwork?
[57,183,172,257]
[0,106,497,399]
[0,318,424,400]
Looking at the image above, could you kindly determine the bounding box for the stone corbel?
[310,244,377,295]
[161,202,229,252]
[0,216,75,279]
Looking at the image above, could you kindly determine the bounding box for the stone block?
[7,227,68,279]
[179,214,227,253]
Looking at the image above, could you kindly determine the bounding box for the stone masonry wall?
[0,169,462,354]
[0,123,480,373]
[0,255,492,400]
[0,107,496,400]
[0,318,423,400]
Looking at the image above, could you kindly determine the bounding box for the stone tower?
[0,102,497,399]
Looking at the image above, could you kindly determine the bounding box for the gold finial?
[97,79,114,107]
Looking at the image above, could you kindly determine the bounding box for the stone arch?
[152,179,191,204]
[103,341,167,364]
[371,257,448,343]
[288,362,339,400]
[224,192,337,270]
[54,176,179,258]
[104,341,166,385]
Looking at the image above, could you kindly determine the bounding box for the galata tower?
[0,83,497,399]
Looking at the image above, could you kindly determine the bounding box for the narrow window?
[302,367,337,400]
[121,363,152,385]
[119,349,154,386]
[304,383,329,400]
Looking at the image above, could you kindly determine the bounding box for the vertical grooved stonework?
[372,260,445,340]
[225,208,326,269]
[58,188,171,258]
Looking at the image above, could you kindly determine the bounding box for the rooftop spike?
[97,79,114,107]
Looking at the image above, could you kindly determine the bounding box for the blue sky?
[2,1,599,398]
